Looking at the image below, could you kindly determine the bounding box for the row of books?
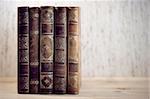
[18,6,80,94]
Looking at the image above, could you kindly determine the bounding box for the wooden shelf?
[0,77,148,99]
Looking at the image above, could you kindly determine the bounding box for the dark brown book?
[29,7,40,93]
[40,6,54,93]
[54,7,67,94]
[67,7,80,94]
[18,7,29,93]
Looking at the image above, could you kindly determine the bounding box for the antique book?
[54,7,67,94]
[18,7,29,93]
[29,7,40,93]
[67,7,80,94]
[40,6,54,93]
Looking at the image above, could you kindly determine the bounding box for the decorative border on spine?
[67,7,80,94]
[54,7,67,94]
[40,6,54,93]
[29,7,40,93]
[18,7,29,94]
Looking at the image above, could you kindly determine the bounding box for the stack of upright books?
[18,6,80,94]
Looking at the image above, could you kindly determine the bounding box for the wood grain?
[0,0,149,77]
[0,77,148,99]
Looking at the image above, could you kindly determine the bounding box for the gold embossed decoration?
[19,36,28,49]
[42,8,53,23]
[68,8,78,22]
[41,76,52,88]
[54,78,65,90]
[68,37,78,62]
[30,34,38,61]
[55,8,66,24]
[55,50,65,63]
[68,76,78,89]
[19,50,29,62]
[41,36,52,59]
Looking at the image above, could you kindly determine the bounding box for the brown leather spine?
[54,7,67,94]
[67,7,80,94]
[18,7,29,94]
[40,6,54,93]
[29,7,40,93]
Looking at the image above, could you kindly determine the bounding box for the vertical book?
[54,7,67,94]
[40,6,54,93]
[29,7,40,93]
[18,7,29,93]
[67,7,80,94]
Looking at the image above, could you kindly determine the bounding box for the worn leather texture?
[18,7,29,93]
[67,7,80,94]
[40,6,54,93]
[29,7,40,93]
[54,7,67,94]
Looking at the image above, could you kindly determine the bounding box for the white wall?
[0,0,149,77]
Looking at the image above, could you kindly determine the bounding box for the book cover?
[67,7,80,94]
[29,7,40,93]
[40,6,54,93]
[54,7,67,94]
[18,7,29,93]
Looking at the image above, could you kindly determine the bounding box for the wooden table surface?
[0,77,149,99]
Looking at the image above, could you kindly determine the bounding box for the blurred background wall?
[0,0,149,77]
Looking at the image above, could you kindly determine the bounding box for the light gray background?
[0,0,149,77]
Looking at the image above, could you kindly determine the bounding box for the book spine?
[67,7,80,94]
[29,7,40,93]
[40,6,54,93]
[18,7,29,93]
[54,7,67,94]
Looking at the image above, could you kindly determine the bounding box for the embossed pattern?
[41,36,52,59]
[40,6,54,93]
[67,7,80,94]
[29,7,39,93]
[54,7,67,93]
[18,7,29,93]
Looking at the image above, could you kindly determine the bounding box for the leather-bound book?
[18,7,29,94]
[67,7,80,94]
[54,7,67,94]
[40,6,54,93]
[29,7,40,93]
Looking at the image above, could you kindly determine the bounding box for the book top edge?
[29,7,40,9]
[40,6,54,9]
[18,6,80,8]
[18,6,29,9]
